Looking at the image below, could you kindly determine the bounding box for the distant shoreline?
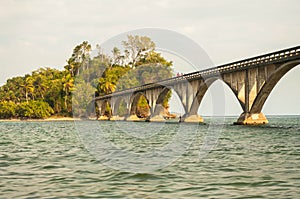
[0,115,299,123]
[0,117,85,122]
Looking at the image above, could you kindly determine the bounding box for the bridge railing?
[94,45,300,100]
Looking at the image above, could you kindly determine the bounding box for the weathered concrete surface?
[97,115,109,121]
[183,114,204,123]
[235,112,268,125]
[110,116,126,121]
[150,104,166,122]
[126,115,146,122]
[149,115,166,122]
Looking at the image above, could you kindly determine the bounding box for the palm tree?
[98,78,116,95]
[62,73,74,110]
[112,47,121,65]
[33,75,48,99]
[21,76,34,102]
[70,41,92,75]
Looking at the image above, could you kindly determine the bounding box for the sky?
[0,0,299,115]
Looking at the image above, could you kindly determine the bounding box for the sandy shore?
[0,117,84,122]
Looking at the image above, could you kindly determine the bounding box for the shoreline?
[0,117,85,122]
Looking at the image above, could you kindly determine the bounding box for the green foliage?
[136,51,172,67]
[98,66,131,95]
[65,41,92,76]
[105,102,112,117]
[122,35,156,67]
[117,100,127,116]
[0,36,174,119]
[72,81,96,118]
[16,101,54,119]
[138,95,149,107]
[0,101,16,119]
[162,90,172,108]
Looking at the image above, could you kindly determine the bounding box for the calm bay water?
[0,116,299,198]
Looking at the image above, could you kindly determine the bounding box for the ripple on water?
[0,117,299,198]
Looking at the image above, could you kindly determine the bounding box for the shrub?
[16,101,54,119]
[0,101,17,119]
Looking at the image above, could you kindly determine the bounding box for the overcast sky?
[0,0,299,115]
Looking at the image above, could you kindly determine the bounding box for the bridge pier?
[126,115,146,122]
[110,115,126,121]
[149,104,166,122]
[183,114,204,123]
[235,112,268,125]
[98,115,110,120]
[149,115,165,122]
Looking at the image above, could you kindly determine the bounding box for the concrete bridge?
[94,46,300,124]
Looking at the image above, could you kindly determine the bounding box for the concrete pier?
[235,112,268,125]
[183,115,204,123]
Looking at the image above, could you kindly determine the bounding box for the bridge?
[94,46,300,124]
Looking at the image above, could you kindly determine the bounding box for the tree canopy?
[0,35,173,119]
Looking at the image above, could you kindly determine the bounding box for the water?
[0,116,299,198]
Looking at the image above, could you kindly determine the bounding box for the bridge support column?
[98,115,109,120]
[183,114,204,123]
[96,100,109,121]
[110,115,126,121]
[149,104,166,122]
[235,112,268,125]
[126,115,146,122]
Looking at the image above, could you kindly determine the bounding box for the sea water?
[0,116,299,198]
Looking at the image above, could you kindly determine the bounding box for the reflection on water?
[0,116,299,198]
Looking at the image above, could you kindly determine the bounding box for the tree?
[72,81,96,118]
[112,47,121,66]
[0,101,16,119]
[136,51,172,67]
[97,66,130,95]
[122,35,156,67]
[21,76,35,102]
[62,73,74,111]
[16,101,54,119]
[65,41,92,76]
[32,71,49,99]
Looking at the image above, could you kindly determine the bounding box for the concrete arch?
[129,92,150,119]
[156,87,171,105]
[250,60,300,114]
[151,86,186,121]
[189,77,218,115]
[112,97,128,117]
[188,76,242,115]
[198,79,244,116]
[192,77,244,115]
[96,99,112,120]
[222,81,246,111]
[156,86,185,109]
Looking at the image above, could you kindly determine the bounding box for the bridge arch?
[96,99,112,120]
[188,77,221,115]
[111,97,129,118]
[195,78,244,116]
[129,92,150,119]
[250,60,300,114]
[152,87,186,120]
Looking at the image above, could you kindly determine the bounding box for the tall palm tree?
[98,78,116,95]
[70,41,92,75]
[33,75,48,99]
[62,73,74,110]
[21,76,34,102]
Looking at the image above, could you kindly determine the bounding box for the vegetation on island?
[0,35,173,119]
